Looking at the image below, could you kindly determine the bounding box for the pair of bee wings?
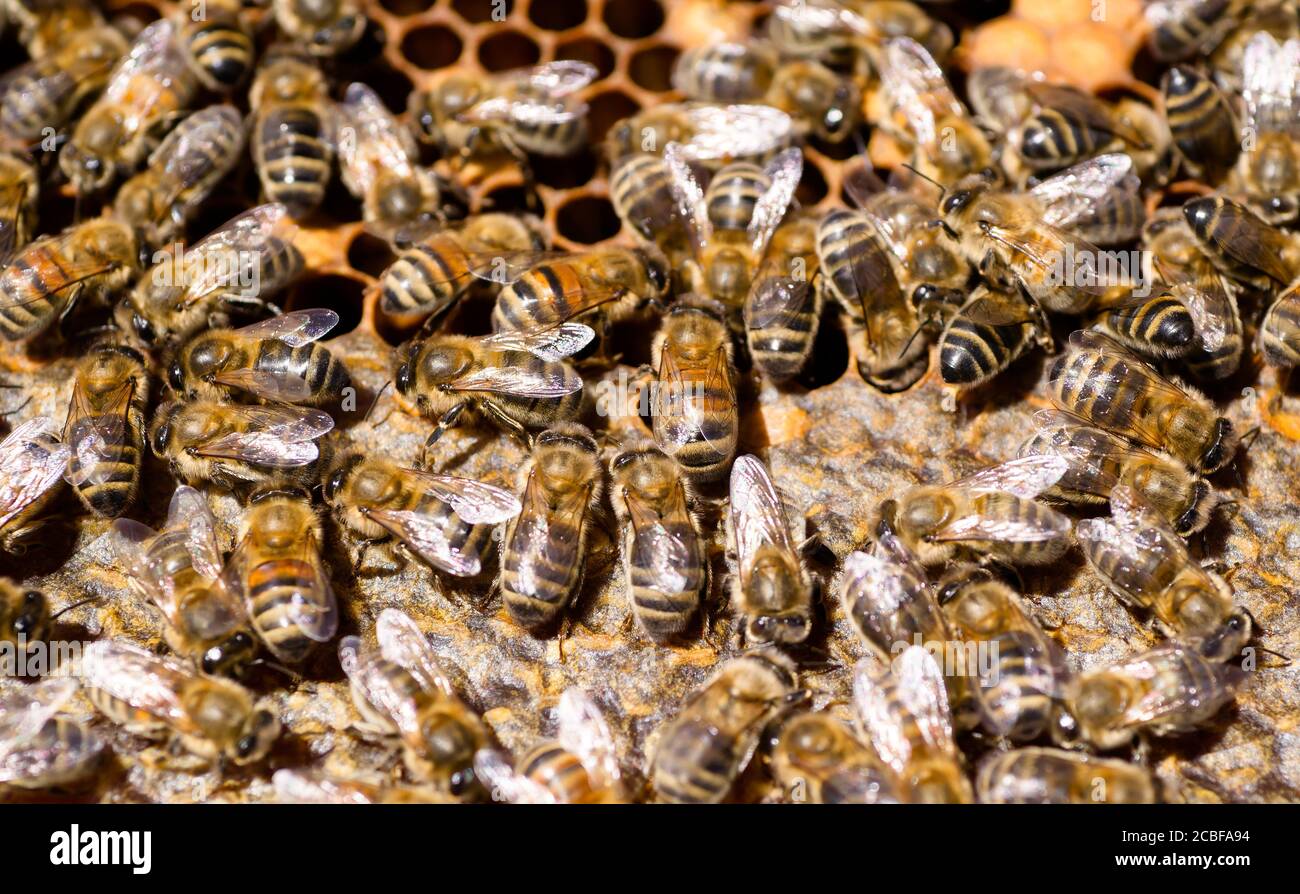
[336,82,420,196]
[1076,644,1248,731]
[338,609,462,738]
[0,417,71,531]
[1192,196,1298,286]
[924,454,1072,544]
[1020,411,1184,498]
[664,141,804,261]
[1144,253,1236,353]
[1076,484,1219,592]
[743,252,818,334]
[1241,32,1300,136]
[839,531,945,652]
[852,646,959,779]
[207,308,339,403]
[728,455,800,580]
[82,639,215,734]
[98,19,191,136]
[441,324,592,400]
[365,470,521,577]
[653,341,737,458]
[473,688,622,804]
[161,203,300,308]
[141,104,245,199]
[63,365,141,488]
[623,482,696,597]
[175,402,335,469]
[0,678,102,784]
[509,473,591,598]
[0,229,123,310]
[657,102,794,162]
[0,177,32,265]
[1050,328,1202,452]
[458,61,597,129]
[876,37,971,150]
[107,486,245,639]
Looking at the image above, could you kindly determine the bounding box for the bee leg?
[495,131,540,213]
[477,401,532,451]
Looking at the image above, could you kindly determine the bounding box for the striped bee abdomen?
[255,105,333,215]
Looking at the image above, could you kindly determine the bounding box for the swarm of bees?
[0,0,1297,805]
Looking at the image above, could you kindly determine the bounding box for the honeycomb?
[1,0,1299,805]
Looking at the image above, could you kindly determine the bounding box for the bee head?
[1197,610,1253,664]
[637,246,672,300]
[11,590,49,642]
[1175,479,1214,536]
[433,73,483,120]
[324,453,366,504]
[201,631,257,676]
[233,707,281,765]
[60,128,118,193]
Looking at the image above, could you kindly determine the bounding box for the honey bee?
[610,152,691,256]
[113,104,246,251]
[273,769,451,804]
[671,43,861,143]
[651,298,738,485]
[338,608,490,795]
[0,152,37,267]
[666,143,802,310]
[852,647,972,803]
[1160,64,1239,183]
[1022,412,1216,536]
[1076,485,1252,661]
[976,747,1157,804]
[271,0,365,58]
[63,343,149,518]
[324,453,521,577]
[0,216,137,343]
[876,455,1072,569]
[609,443,707,643]
[0,678,104,790]
[0,578,53,648]
[410,61,596,176]
[745,213,824,382]
[726,454,814,647]
[939,153,1145,314]
[940,565,1067,741]
[119,203,303,349]
[499,423,603,630]
[603,102,794,166]
[938,281,1051,390]
[1181,194,1300,290]
[490,246,670,336]
[1229,32,1300,223]
[175,0,254,92]
[167,308,351,407]
[0,24,126,144]
[838,530,946,662]
[5,0,104,59]
[249,45,335,217]
[149,400,335,493]
[379,213,546,320]
[394,323,591,449]
[767,0,953,77]
[107,485,257,676]
[60,19,198,195]
[336,82,456,241]
[872,37,993,185]
[83,638,281,765]
[1260,280,1300,367]
[1048,329,1239,474]
[1054,641,1249,750]
[769,710,903,804]
[650,650,803,804]
[222,486,337,665]
[474,688,624,804]
[1145,0,1246,61]
[0,417,71,554]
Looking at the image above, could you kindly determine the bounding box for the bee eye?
[167,361,185,392]
[151,419,172,455]
[396,363,412,393]
[132,313,156,343]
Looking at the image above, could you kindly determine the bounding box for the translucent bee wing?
[624,492,692,596]
[950,455,1070,499]
[81,639,194,729]
[557,688,622,792]
[273,769,377,805]
[464,97,585,128]
[195,405,333,468]
[878,37,964,149]
[101,19,190,134]
[1116,646,1248,727]
[396,470,522,525]
[64,420,125,488]
[0,250,121,308]
[1024,83,1148,149]
[1031,153,1144,241]
[337,82,417,196]
[181,203,296,303]
[153,104,244,187]
[233,308,338,346]
[338,635,422,739]
[0,417,70,529]
[978,220,1108,298]
[664,141,712,254]
[164,485,223,580]
[931,509,1071,544]
[1241,32,1300,136]
[364,508,484,577]
[748,148,803,257]
[729,455,796,578]
[950,288,1036,327]
[852,648,953,776]
[838,547,937,648]
[473,748,558,804]
[375,608,456,698]
[289,584,338,644]
[0,678,78,756]
[745,274,812,332]
[466,250,569,286]
[679,103,793,161]
[447,363,584,398]
[478,322,596,361]
[653,344,737,461]
[509,477,561,600]
[503,60,598,98]
[1172,279,1232,352]
[212,368,314,403]
[773,0,872,38]
[0,717,103,786]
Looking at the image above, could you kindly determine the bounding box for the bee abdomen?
[247,558,319,664]
[1017,111,1102,168]
[0,70,64,140]
[185,20,253,89]
[707,164,766,232]
[70,445,141,518]
[520,744,591,803]
[382,240,467,314]
[1261,290,1300,367]
[940,317,1028,386]
[501,536,583,628]
[654,720,737,804]
[978,631,1056,741]
[255,106,332,215]
[610,155,678,243]
[1105,296,1196,356]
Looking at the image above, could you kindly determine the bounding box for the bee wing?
[1023,83,1148,149]
[665,141,713,254]
[744,275,813,332]
[447,361,584,399]
[852,648,954,775]
[154,105,244,188]
[478,323,596,361]
[839,540,938,646]
[840,162,889,215]
[623,490,692,596]
[1189,197,1298,285]
[1175,281,1231,353]
[1116,647,1247,727]
[396,470,522,525]
[0,251,122,308]
[978,221,1108,298]
[679,103,793,161]
[930,507,1071,544]
[1241,32,1300,136]
[0,716,102,786]
[273,769,377,805]
[748,148,803,257]
[878,37,965,148]
[774,0,873,38]
[1030,154,1144,242]
[181,203,296,304]
[338,635,423,738]
[102,20,188,133]
[464,250,570,286]
[375,608,457,698]
[211,369,313,403]
[473,748,558,804]
[0,182,29,265]
[337,82,417,194]
[193,406,334,468]
[501,60,598,98]
[0,417,70,530]
[63,376,134,487]
[233,308,339,347]
[950,454,1070,499]
[557,688,622,792]
[0,678,78,756]
[365,508,483,576]
[951,289,1036,327]
[81,639,194,729]
[166,485,224,579]
[510,473,587,600]
[728,454,795,578]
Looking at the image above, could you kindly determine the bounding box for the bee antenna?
[897,323,928,360]
[1255,645,1293,666]
[250,658,302,682]
[50,595,101,620]
[362,381,392,425]
[900,163,947,199]
[0,396,32,416]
